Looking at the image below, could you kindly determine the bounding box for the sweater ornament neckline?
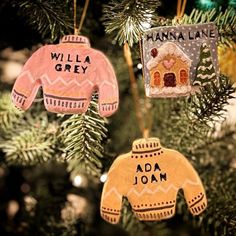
[131,137,164,158]
[60,35,90,47]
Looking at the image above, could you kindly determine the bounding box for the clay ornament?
[141,23,219,98]
[12,35,119,117]
[100,138,207,224]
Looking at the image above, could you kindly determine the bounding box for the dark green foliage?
[191,75,235,122]
[0,91,108,175]
[0,92,23,133]
[151,75,235,155]
[117,74,236,236]
[0,93,56,165]
[0,126,55,165]
[102,0,161,46]
[60,99,108,177]
[12,0,73,42]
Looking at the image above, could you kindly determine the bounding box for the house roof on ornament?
[146,42,192,70]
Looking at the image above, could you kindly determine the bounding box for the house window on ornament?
[153,71,161,87]
[180,69,188,85]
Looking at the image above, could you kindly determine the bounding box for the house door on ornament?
[164,73,176,87]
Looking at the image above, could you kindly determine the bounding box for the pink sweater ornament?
[12,35,119,117]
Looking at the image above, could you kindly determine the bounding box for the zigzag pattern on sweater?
[102,187,122,200]
[127,178,201,197]
[18,71,117,89]
[103,178,201,200]
[41,74,94,87]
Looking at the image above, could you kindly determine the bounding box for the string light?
[100,173,108,183]
[137,63,142,69]
[73,175,83,187]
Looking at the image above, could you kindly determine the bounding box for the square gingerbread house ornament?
[141,23,219,97]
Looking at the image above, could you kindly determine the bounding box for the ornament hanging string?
[123,42,153,139]
[74,0,78,34]
[176,0,187,20]
[139,36,153,139]
[74,0,90,35]
[123,43,145,135]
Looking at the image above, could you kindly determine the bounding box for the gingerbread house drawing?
[146,42,192,97]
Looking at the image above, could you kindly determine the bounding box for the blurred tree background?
[0,0,236,235]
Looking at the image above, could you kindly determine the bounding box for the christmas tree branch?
[152,75,235,155]
[177,75,235,155]
[102,0,160,46]
[190,75,235,123]
[0,92,57,165]
[12,0,73,41]
[59,99,107,177]
[123,42,145,135]
[0,114,56,165]
[0,92,23,134]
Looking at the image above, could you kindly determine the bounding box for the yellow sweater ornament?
[100,137,207,224]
